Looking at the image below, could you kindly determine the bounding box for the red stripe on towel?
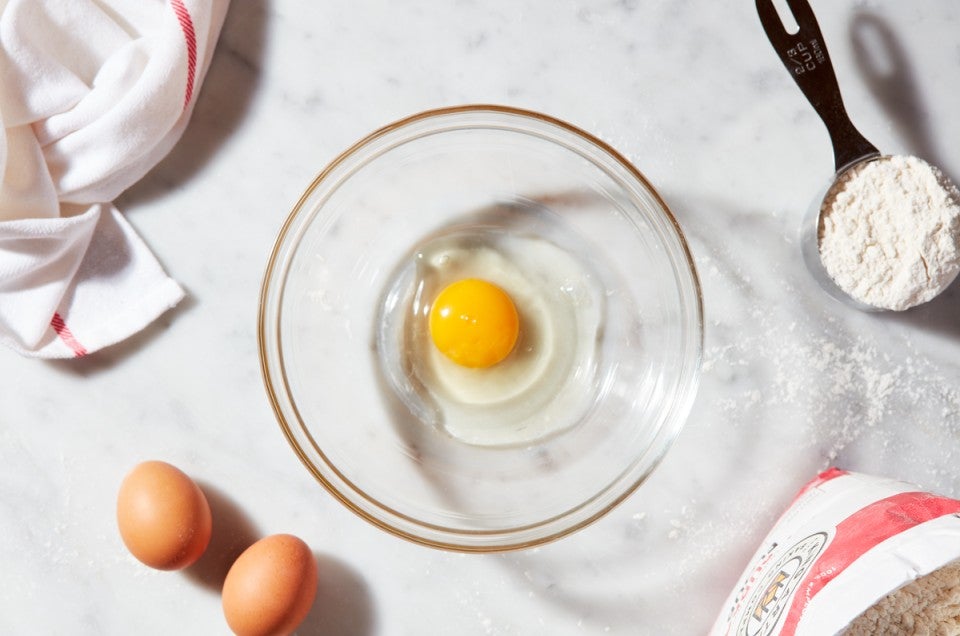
[50,313,88,358]
[170,0,198,110]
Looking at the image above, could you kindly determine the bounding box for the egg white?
[403,231,603,446]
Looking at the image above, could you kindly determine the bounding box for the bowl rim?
[258,103,704,552]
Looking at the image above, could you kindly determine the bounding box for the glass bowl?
[259,105,703,552]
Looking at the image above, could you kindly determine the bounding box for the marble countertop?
[3,1,960,634]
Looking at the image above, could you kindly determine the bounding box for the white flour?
[844,560,960,636]
[818,155,960,311]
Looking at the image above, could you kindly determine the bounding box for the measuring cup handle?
[756,0,879,172]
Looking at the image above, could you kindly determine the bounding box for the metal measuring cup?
[757,0,885,311]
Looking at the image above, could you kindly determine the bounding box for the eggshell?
[116,460,212,570]
[222,534,318,636]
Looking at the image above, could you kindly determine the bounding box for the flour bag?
[710,468,960,635]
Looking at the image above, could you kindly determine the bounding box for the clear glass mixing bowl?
[259,105,703,551]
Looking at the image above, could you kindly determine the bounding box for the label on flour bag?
[710,468,960,636]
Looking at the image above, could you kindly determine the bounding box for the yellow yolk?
[428,278,520,368]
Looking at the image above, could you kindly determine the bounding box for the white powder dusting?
[702,293,960,468]
[844,560,960,636]
[818,155,960,311]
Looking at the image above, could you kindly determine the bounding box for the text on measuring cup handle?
[787,39,826,75]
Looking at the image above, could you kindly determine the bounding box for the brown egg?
[222,534,318,636]
[116,460,212,570]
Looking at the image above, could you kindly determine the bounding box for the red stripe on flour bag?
[170,0,198,109]
[779,491,960,635]
[50,313,88,358]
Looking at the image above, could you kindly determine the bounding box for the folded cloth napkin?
[0,0,229,358]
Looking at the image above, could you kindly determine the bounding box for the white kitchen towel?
[0,0,229,358]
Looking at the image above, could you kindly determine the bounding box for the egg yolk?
[428,278,520,368]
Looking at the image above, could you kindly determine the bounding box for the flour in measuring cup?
[818,155,960,311]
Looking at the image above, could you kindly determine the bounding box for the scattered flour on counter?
[844,560,960,636]
[818,155,960,311]
[701,295,960,467]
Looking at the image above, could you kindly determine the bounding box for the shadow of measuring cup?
[849,11,960,337]
[849,10,956,183]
